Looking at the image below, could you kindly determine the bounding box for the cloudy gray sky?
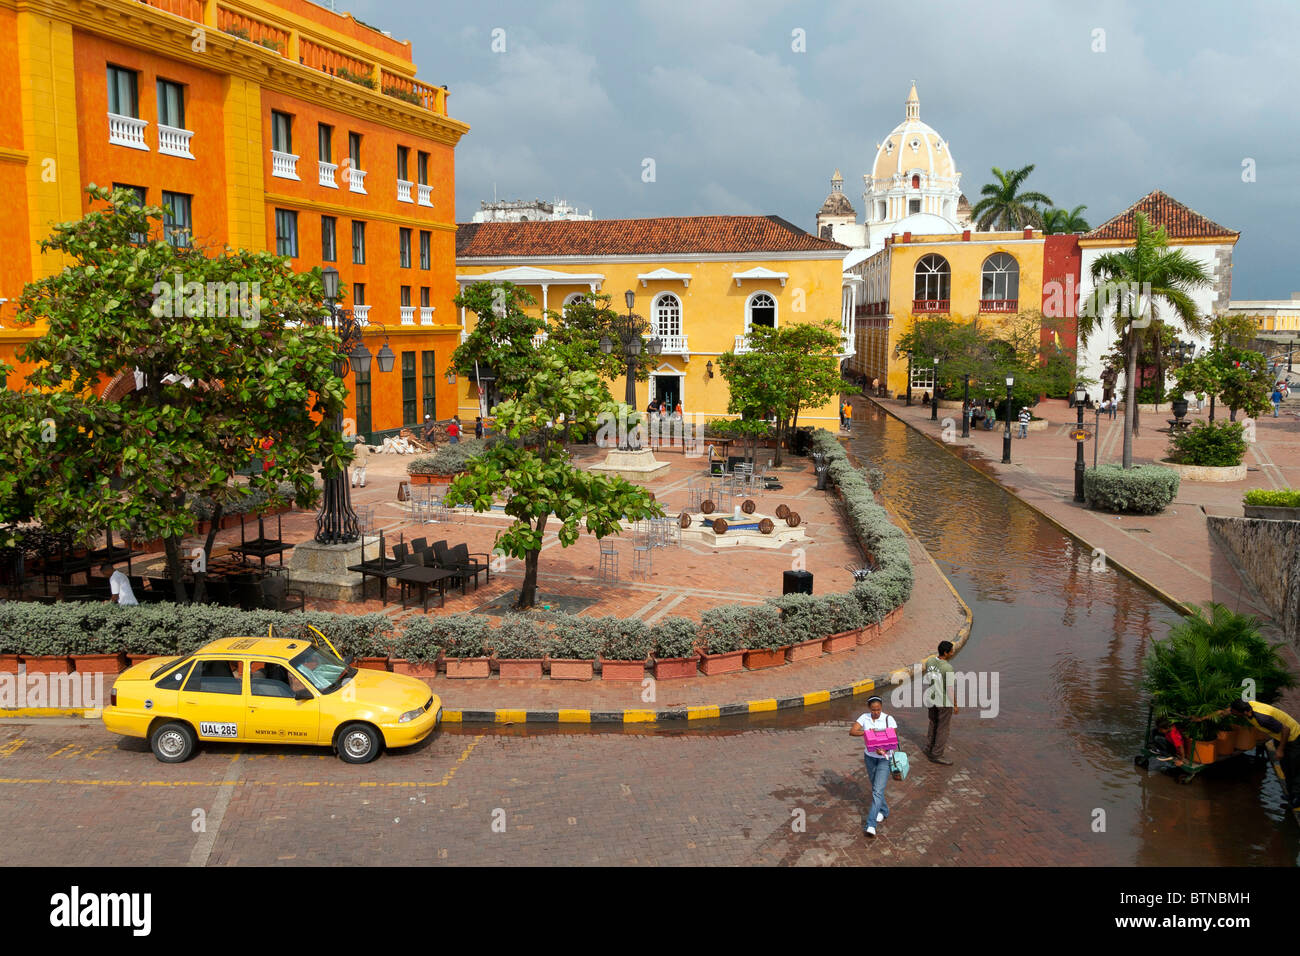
[348,0,1299,298]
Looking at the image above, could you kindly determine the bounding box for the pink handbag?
[864,726,898,752]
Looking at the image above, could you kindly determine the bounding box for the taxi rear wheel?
[337,723,381,764]
[150,721,196,763]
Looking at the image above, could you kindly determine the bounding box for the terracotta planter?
[1254,728,1272,744]
[497,658,544,679]
[193,520,212,537]
[823,630,859,654]
[653,656,699,680]
[356,656,390,672]
[126,539,165,554]
[699,650,745,675]
[71,653,125,675]
[786,638,825,663]
[549,658,594,681]
[409,473,458,485]
[1233,725,1257,751]
[1214,729,1235,758]
[857,623,882,645]
[0,654,19,674]
[744,647,788,670]
[882,607,903,631]
[220,514,245,530]
[393,659,441,679]
[126,653,161,666]
[22,655,73,674]
[601,659,647,681]
[1193,740,1217,765]
[445,657,491,679]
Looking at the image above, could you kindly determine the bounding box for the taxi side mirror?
[295,688,313,701]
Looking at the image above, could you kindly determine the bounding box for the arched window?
[653,293,682,339]
[561,292,586,317]
[911,174,920,189]
[980,253,1019,310]
[914,254,950,306]
[747,292,777,329]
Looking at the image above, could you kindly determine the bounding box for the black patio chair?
[410,537,428,556]
[436,541,490,590]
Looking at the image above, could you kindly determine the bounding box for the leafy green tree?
[452,281,545,406]
[1039,204,1090,235]
[444,355,659,609]
[2,185,349,597]
[1079,211,1211,468]
[545,292,648,387]
[970,165,1053,230]
[719,320,843,466]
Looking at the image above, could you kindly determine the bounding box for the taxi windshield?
[289,645,353,693]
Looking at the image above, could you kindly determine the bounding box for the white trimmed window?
[981,253,1019,301]
[653,293,682,338]
[747,291,776,329]
[914,254,950,302]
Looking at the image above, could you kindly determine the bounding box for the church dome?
[818,169,856,217]
[870,84,958,184]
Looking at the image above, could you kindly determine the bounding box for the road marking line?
[687,705,719,719]
[0,738,25,757]
[189,754,242,867]
[438,734,483,787]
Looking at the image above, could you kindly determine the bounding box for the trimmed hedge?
[1084,464,1180,514]
[408,437,492,476]
[1243,488,1300,508]
[1167,420,1247,468]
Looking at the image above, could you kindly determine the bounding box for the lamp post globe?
[1074,381,1087,503]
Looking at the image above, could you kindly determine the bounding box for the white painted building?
[471,198,594,223]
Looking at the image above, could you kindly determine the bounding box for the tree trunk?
[1209,394,1216,423]
[1122,334,1139,469]
[515,515,546,610]
[772,418,785,467]
[162,536,189,604]
[191,502,224,605]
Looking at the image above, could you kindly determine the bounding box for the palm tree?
[1040,204,1090,234]
[1079,211,1210,468]
[969,165,1053,230]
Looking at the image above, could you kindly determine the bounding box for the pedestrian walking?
[101,563,137,606]
[843,400,853,431]
[1271,387,1283,417]
[349,435,369,487]
[851,696,899,837]
[447,416,461,444]
[422,414,436,443]
[1017,406,1031,439]
[839,399,846,429]
[475,416,484,439]
[922,641,958,764]
[1108,398,1118,421]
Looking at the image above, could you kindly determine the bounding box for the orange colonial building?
[0,0,468,439]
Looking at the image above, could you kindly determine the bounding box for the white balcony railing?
[733,333,752,353]
[417,183,433,207]
[348,167,367,194]
[318,160,337,188]
[400,306,415,325]
[655,334,689,354]
[157,124,194,158]
[396,179,413,203]
[419,307,434,325]
[353,305,370,326]
[531,332,548,348]
[108,113,149,150]
[271,150,299,180]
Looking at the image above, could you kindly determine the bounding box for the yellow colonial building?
[454,215,855,426]
[846,225,1078,397]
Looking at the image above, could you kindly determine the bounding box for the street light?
[905,351,913,407]
[445,368,457,385]
[931,356,939,421]
[1002,374,1014,464]
[961,372,971,437]
[1074,381,1087,503]
[604,290,661,440]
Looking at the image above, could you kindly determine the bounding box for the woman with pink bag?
[851,696,899,838]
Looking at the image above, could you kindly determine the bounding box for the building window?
[908,199,921,214]
[419,231,431,269]
[653,294,682,339]
[161,191,192,247]
[417,152,429,185]
[400,285,411,308]
[422,351,437,420]
[911,174,920,189]
[318,123,332,163]
[107,65,139,117]
[275,208,298,258]
[271,111,292,153]
[980,253,1019,307]
[353,366,372,437]
[351,221,366,264]
[878,201,886,220]
[401,351,417,425]
[399,228,412,268]
[352,283,365,307]
[156,79,185,128]
[914,254,950,305]
[562,292,586,316]
[114,183,147,243]
[321,216,337,262]
[747,292,776,329]
[348,132,362,168]
[397,146,409,181]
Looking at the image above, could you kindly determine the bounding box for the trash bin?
[783,570,813,595]
[815,465,829,491]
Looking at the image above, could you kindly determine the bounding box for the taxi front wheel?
[150,721,196,763]
[337,723,381,764]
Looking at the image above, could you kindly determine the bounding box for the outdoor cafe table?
[229,538,292,570]
[391,566,458,613]
[346,559,414,604]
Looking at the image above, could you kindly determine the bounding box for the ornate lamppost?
[1002,374,1014,464]
[905,351,913,407]
[315,266,394,545]
[1073,381,1087,503]
[931,356,940,422]
[600,289,662,430]
[961,372,971,438]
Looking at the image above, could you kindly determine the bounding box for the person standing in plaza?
[1271,386,1283,417]
[101,563,137,606]
[447,416,461,444]
[475,416,485,439]
[1017,406,1031,439]
[851,696,898,837]
[843,399,853,432]
[349,434,369,488]
[922,641,958,765]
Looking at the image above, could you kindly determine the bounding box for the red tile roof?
[1083,190,1238,242]
[455,216,849,257]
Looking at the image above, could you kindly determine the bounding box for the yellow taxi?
[103,627,440,764]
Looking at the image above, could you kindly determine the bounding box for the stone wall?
[1207,516,1300,648]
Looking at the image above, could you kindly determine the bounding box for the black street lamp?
[599,290,662,439]
[1093,402,1101,469]
[1073,381,1087,503]
[905,351,913,406]
[930,356,939,421]
[961,372,971,438]
[315,266,384,545]
[1002,375,1014,464]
